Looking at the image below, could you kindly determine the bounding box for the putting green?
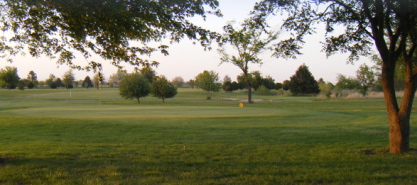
[1,105,298,119]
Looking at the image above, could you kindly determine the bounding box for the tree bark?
[137,98,140,104]
[162,98,165,103]
[247,83,252,103]
[382,57,414,154]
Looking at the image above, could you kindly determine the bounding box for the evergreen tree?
[82,76,93,88]
[289,64,320,95]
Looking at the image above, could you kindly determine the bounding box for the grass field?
[0,88,416,184]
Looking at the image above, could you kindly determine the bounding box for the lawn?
[0,88,416,184]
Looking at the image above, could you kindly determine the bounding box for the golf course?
[0,88,416,184]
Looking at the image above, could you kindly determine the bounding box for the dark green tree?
[54,78,63,88]
[27,81,35,89]
[282,80,290,91]
[275,82,283,90]
[0,66,20,90]
[151,76,177,103]
[289,64,320,95]
[335,74,361,90]
[82,76,93,88]
[27,71,37,83]
[119,73,150,104]
[253,0,417,153]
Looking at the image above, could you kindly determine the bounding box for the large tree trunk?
[137,98,140,104]
[247,83,252,103]
[162,98,165,103]
[382,57,415,154]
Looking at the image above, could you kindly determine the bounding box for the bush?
[17,83,25,90]
[68,84,74,89]
[256,85,270,96]
[27,82,35,89]
[50,82,57,89]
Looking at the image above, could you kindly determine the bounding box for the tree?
[27,81,35,89]
[275,82,283,90]
[282,80,290,91]
[356,64,376,96]
[62,69,75,90]
[54,78,63,88]
[195,70,221,99]
[171,76,184,88]
[187,80,195,89]
[27,71,37,83]
[218,18,278,103]
[223,75,232,83]
[222,81,232,91]
[262,75,275,90]
[45,74,55,87]
[151,76,178,103]
[92,72,105,90]
[0,66,20,90]
[108,69,126,88]
[0,1,221,71]
[254,0,417,153]
[139,67,156,83]
[289,64,320,95]
[82,76,93,88]
[119,73,150,104]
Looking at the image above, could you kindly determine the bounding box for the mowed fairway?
[0,88,416,184]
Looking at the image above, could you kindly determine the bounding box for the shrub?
[50,82,57,89]
[256,85,270,96]
[27,82,35,89]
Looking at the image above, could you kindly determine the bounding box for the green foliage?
[17,80,25,90]
[195,70,221,99]
[27,81,35,89]
[222,81,232,91]
[139,67,156,83]
[256,85,270,96]
[282,80,290,91]
[82,76,93,88]
[27,70,37,82]
[62,69,75,90]
[319,82,333,98]
[277,88,284,96]
[187,80,195,89]
[151,76,178,103]
[335,74,361,90]
[356,64,375,96]
[119,73,150,104]
[0,66,20,90]
[1,0,221,70]
[218,18,278,103]
[50,82,57,89]
[54,78,63,88]
[289,64,320,95]
[275,82,283,90]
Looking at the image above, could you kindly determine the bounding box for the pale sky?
[1,0,374,84]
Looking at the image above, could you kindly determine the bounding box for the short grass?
[0,88,416,184]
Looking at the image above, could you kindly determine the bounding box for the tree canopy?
[253,0,417,153]
[0,66,20,90]
[0,0,221,70]
[119,73,150,104]
[151,76,177,103]
[62,69,75,90]
[195,70,221,99]
[289,64,320,95]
